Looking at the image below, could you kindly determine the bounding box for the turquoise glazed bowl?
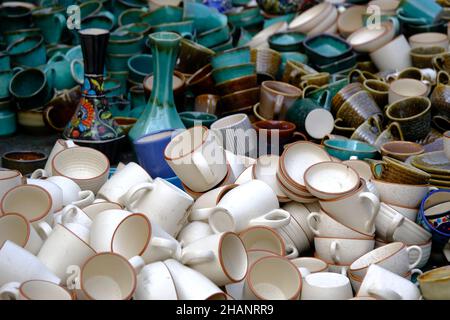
[211,46,251,69]
[3,28,41,47]
[179,111,218,128]
[323,139,378,160]
[140,6,183,25]
[127,54,153,83]
[108,31,144,54]
[0,110,16,137]
[269,32,306,52]
[7,34,46,67]
[304,34,352,66]
[116,23,152,35]
[197,24,230,48]
[212,63,256,84]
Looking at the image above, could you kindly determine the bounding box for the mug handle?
[36,221,53,240]
[285,244,299,259]
[70,59,84,85]
[406,245,423,270]
[61,204,79,225]
[189,207,217,221]
[368,287,402,300]
[12,66,23,75]
[192,152,216,185]
[437,71,450,86]
[387,122,404,141]
[433,55,445,72]
[128,256,146,274]
[0,282,20,300]
[386,213,404,242]
[248,209,291,228]
[292,131,309,142]
[181,250,215,265]
[72,190,95,208]
[306,212,321,236]
[274,94,285,114]
[53,13,66,37]
[411,268,423,286]
[330,240,340,264]
[122,182,155,211]
[359,192,380,232]
[66,265,81,290]
[151,237,179,256]
[30,168,49,179]
[369,160,385,180]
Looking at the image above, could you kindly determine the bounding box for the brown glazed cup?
[432,52,450,73]
[250,48,282,80]
[331,82,364,116]
[220,87,260,115]
[363,79,390,108]
[336,90,382,129]
[385,96,432,141]
[176,38,215,75]
[215,74,258,96]
[430,71,450,120]
[411,46,446,69]
[186,63,217,95]
[194,94,221,115]
[282,60,318,87]
[369,156,430,185]
[253,120,307,154]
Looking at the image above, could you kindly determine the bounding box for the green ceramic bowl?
[115,23,152,35]
[118,8,147,26]
[323,139,378,160]
[179,111,218,128]
[108,31,144,54]
[211,46,251,69]
[106,52,134,71]
[140,6,183,25]
[212,63,256,84]
[197,24,230,48]
[127,54,153,83]
[0,110,16,137]
[269,32,306,52]
[304,34,352,66]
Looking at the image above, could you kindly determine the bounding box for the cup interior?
[10,69,45,97]
[1,185,51,222]
[20,280,72,300]
[164,126,207,160]
[220,233,248,282]
[111,213,151,258]
[387,97,430,119]
[350,242,404,270]
[0,213,29,248]
[390,79,427,97]
[239,226,284,254]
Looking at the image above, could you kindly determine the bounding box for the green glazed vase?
[129,32,185,141]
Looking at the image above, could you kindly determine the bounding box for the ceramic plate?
[411,151,450,175]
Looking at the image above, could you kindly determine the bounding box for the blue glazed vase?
[128,32,185,141]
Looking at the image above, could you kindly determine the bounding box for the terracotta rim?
[181,162,232,196]
[215,183,239,204]
[291,257,328,273]
[275,171,315,200]
[52,147,110,182]
[81,252,136,301]
[261,80,302,98]
[289,211,314,243]
[0,184,52,223]
[317,207,375,238]
[19,279,72,300]
[239,225,286,256]
[0,212,30,248]
[163,125,209,161]
[59,223,96,252]
[247,256,302,300]
[320,178,365,202]
[304,162,360,196]
[218,232,248,282]
[110,213,152,257]
[0,169,21,180]
[349,242,406,272]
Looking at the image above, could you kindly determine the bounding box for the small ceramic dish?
[268,31,306,52]
[323,139,378,161]
[380,141,425,161]
[411,151,450,175]
[303,34,353,66]
[304,161,360,200]
[1,151,47,176]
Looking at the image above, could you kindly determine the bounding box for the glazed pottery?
[179,112,218,128]
[31,6,66,45]
[7,35,46,67]
[397,0,443,25]
[259,81,302,121]
[380,141,424,161]
[411,46,446,69]
[323,139,378,161]
[337,5,366,38]
[9,68,53,110]
[347,21,396,53]
[268,32,306,52]
[388,78,430,104]
[129,32,185,141]
[370,156,430,185]
[363,79,389,107]
[431,71,450,120]
[303,34,352,67]
[418,266,450,300]
[1,151,47,176]
[370,35,412,71]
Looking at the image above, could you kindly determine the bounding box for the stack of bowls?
[211,47,259,116]
[288,2,339,36]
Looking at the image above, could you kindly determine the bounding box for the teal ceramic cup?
[212,63,256,84]
[0,52,10,72]
[179,111,218,128]
[152,20,195,40]
[9,68,54,110]
[210,37,233,52]
[46,44,73,58]
[118,8,148,26]
[0,5,32,33]
[197,24,230,48]
[3,28,41,47]
[82,14,115,31]
[269,32,306,52]
[184,2,227,33]
[104,78,123,98]
[108,71,128,96]
[211,46,251,69]
[7,35,46,67]
[108,31,144,54]
[0,68,21,100]
[31,6,66,45]
[116,23,151,36]
[127,54,152,83]
[44,53,76,90]
[285,93,329,132]
[106,52,134,71]
[70,59,84,84]
[397,0,443,25]
[0,110,16,137]
[140,6,183,25]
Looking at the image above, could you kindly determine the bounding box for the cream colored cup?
[370,35,412,71]
[388,78,430,104]
[90,209,180,264]
[97,162,153,205]
[0,213,43,255]
[121,177,194,237]
[69,253,144,300]
[164,258,228,300]
[349,242,422,279]
[371,179,435,208]
[291,257,328,274]
[409,32,449,49]
[243,256,302,300]
[189,184,238,221]
[1,184,54,227]
[314,237,375,265]
[164,126,227,193]
[301,272,353,300]
[0,280,73,300]
[0,169,23,201]
[43,139,77,176]
[47,176,95,208]
[80,201,122,220]
[52,147,110,193]
[319,179,380,234]
[239,226,285,255]
[37,224,96,282]
[177,221,214,248]
[259,81,302,120]
[134,261,178,300]
[27,178,64,213]
[61,204,92,229]
[181,232,248,286]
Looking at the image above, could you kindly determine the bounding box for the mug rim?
[317,207,376,238]
[218,231,248,283]
[238,225,286,256]
[6,34,44,57]
[261,80,303,98]
[349,241,406,271]
[0,212,31,248]
[163,125,209,161]
[19,279,73,300]
[385,96,431,121]
[9,68,47,99]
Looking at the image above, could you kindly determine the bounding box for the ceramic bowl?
[1,151,47,175]
[337,5,366,38]
[304,161,360,200]
[409,32,449,49]
[179,111,218,128]
[52,147,110,193]
[211,47,251,70]
[323,139,378,161]
[212,63,256,84]
[303,34,353,66]
[215,74,258,96]
[380,141,425,161]
[288,2,333,33]
[268,32,306,52]
[418,266,450,300]
[347,21,396,53]
[220,87,260,114]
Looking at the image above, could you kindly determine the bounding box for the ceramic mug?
[369,156,430,185]
[314,237,375,265]
[259,81,302,121]
[89,209,181,264]
[60,205,93,229]
[26,178,64,214]
[0,169,23,200]
[181,232,248,286]
[46,176,95,208]
[7,35,46,67]
[31,6,66,45]
[121,177,194,237]
[164,126,228,193]
[388,78,430,104]
[370,35,412,71]
[0,279,73,300]
[301,272,353,300]
[97,162,153,205]
[177,221,214,248]
[0,213,43,256]
[335,90,382,129]
[191,180,291,233]
[0,241,60,287]
[134,261,178,300]
[239,225,285,255]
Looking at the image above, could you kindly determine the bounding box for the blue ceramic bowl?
[323,139,378,160]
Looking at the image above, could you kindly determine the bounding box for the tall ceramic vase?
[63,28,124,163]
[129,32,185,142]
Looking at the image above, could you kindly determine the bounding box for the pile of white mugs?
[0,127,447,300]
